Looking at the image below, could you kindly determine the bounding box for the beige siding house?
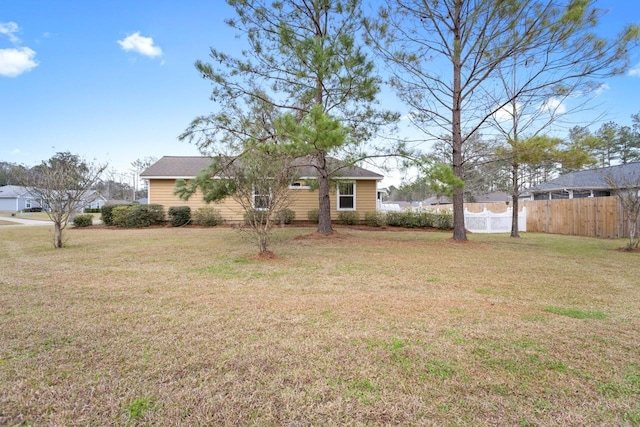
[140,156,383,222]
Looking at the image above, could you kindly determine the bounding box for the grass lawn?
[1,226,639,425]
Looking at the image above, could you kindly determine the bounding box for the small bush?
[244,209,269,226]
[72,214,93,227]
[307,208,319,224]
[84,208,101,213]
[147,204,166,224]
[102,204,129,226]
[193,207,223,226]
[431,211,454,229]
[385,211,411,227]
[338,211,359,225]
[168,206,191,227]
[364,211,386,227]
[276,208,296,224]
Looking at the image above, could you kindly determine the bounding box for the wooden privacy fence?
[465,197,628,238]
[522,197,624,238]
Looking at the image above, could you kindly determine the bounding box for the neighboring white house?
[83,190,107,210]
[0,185,106,212]
[0,185,42,212]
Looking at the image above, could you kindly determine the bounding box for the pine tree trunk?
[316,152,333,235]
[451,0,466,241]
[511,163,520,238]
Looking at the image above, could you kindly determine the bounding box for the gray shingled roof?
[0,185,31,198]
[530,162,640,193]
[140,156,384,179]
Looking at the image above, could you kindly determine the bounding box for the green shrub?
[307,208,319,224]
[364,211,386,227]
[384,210,453,230]
[72,214,93,227]
[244,209,269,225]
[193,207,223,226]
[84,208,101,213]
[168,206,191,227]
[111,204,165,228]
[338,211,359,225]
[385,211,410,227]
[111,206,131,227]
[147,204,166,224]
[431,211,454,229]
[276,208,296,224]
[102,204,129,226]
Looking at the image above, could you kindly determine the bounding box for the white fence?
[377,202,402,212]
[464,207,526,233]
[377,202,526,234]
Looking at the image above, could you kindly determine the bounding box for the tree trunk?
[451,0,466,241]
[54,222,63,248]
[511,162,520,238]
[316,152,333,236]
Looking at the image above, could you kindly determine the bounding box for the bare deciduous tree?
[24,152,107,248]
[606,174,640,250]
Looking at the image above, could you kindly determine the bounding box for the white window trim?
[288,180,311,190]
[252,186,271,211]
[337,181,356,211]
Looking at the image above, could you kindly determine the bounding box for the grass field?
[1,225,639,425]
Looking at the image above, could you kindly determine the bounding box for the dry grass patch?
[1,226,639,425]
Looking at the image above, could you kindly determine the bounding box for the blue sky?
[1,1,639,186]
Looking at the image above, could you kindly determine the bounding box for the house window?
[26,199,32,209]
[253,186,271,210]
[337,182,356,210]
[289,180,310,190]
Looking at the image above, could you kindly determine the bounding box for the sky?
[1,1,640,187]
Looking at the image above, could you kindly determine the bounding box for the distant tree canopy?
[0,161,27,186]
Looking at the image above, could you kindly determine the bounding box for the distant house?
[470,192,512,204]
[83,191,107,210]
[0,185,106,212]
[0,185,42,212]
[529,162,640,200]
[140,156,383,222]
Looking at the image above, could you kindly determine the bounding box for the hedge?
[193,207,223,226]
[385,210,453,229]
[168,206,191,227]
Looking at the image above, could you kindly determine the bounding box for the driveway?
[0,216,54,227]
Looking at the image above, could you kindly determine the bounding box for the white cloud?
[0,47,38,77]
[629,64,640,77]
[539,97,566,115]
[595,83,610,95]
[0,22,20,43]
[493,102,521,122]
[117,32,163,58]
